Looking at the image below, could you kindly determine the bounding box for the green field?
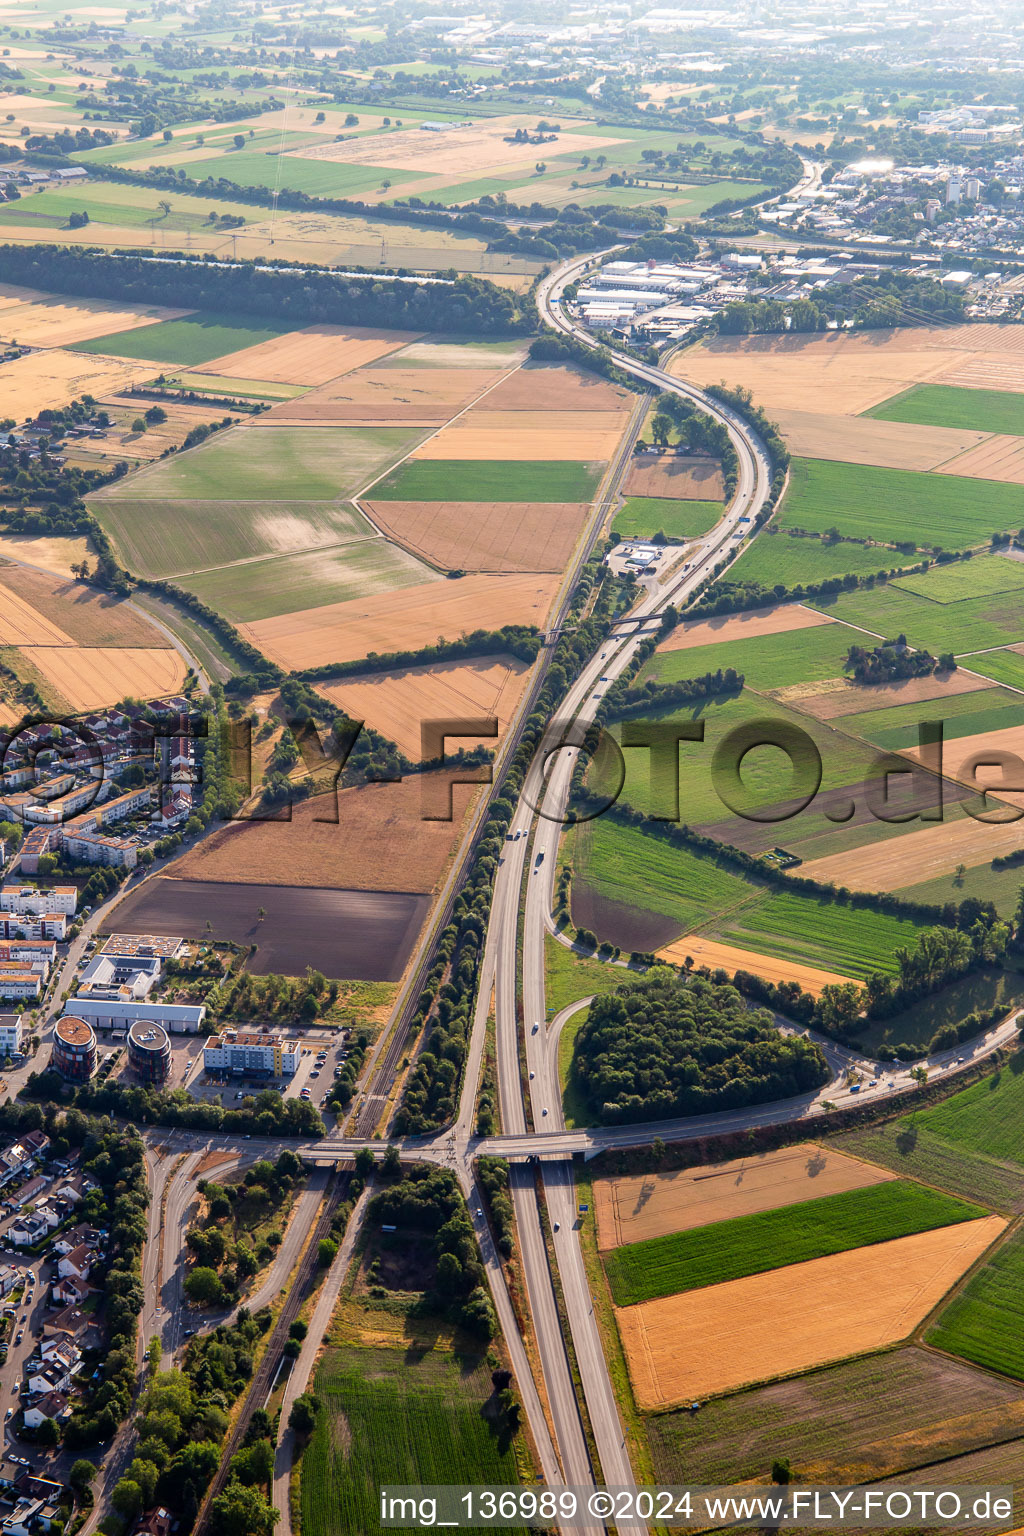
[182,538,436,622]
[370,459,604,501]
[645,620,856,692]
[891,555,1024,604]
[574,817,755,937]
[300,1346,521,1536]
[613,496,720,540]
[89,498,378,579]
[961,648,1024,690]
[172,148,431,199]
[841,686,1024,752]
[909,1050,1024,1166]
[703,886,929,980]
[854,967,1024,1055]
[928,1226,1024,1379]
[868,384,1024,437]
[604,1181,984,1306]
[728,528,908,588]
[544,928,628,1015]
[807,584,1024,656]
[899,860,1024,919]
[647,1347,1024,1486]
[70,311,294,365]
[99,425,422,502]
[780,458,1024,552]
[838,1127,1024,1216]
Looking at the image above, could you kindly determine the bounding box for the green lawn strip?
[168,372,307,401]
[644,622,855,692]
[181,538,438,623]
[370,458,605,502]
[780,458,1024,551]
[960,648,1024,690]
[835,1125,1024,1216]
[928,1225,1024,1380]
[88,498,378,580]
[603,1181,984,1306]
[843,690,1024,752]
[728,529,907,587]
[898,862,1024,921]
[701,888,930,979]
[910,1048,1024,1166]
[807,585,1024,656]
[100,425,423,502]
[891,555,1024,605]
[69,312,294,365]
[299,1346,520,1536]
[867,384,1024,437]
[544,929,625,1015]
[613,496,720,540]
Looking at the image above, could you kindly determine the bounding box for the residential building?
[203,1032,299,1077]
[0,886,76,916]
[0,1013,22,1058]
[0,967,40,1001]
[22,1394,70,1432]
[56,1244,92,1282]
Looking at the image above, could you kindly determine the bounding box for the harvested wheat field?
[484,364,633,412]
[317,654,532,761]
[938,434,1024,485]
[0,534,91,579]
[0,286,187,347]
[411,410,628,461]
[92,397,235,461]
[618,1217,1006,1409]
[288,115,625,177]
[268,367,503,424]
[624,454,725,500]
[0,568,161,647]
[797,814,1024,891]
[0,350,155,416]
[243,572,562,670]
[779,669,993,720]
[594,1144,895,1251]
[769,407,987,472]
[172,772,474,893]
[902,721,1024,791]
[21,645,185,711]
[657,602,833,655]
[364,499,589,573]
[0,585,71,646]
[672,330,970,415]
[195,324,419,385]
[657,934,852,993]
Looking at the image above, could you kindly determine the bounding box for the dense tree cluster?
[0,244,530,337]
[846,638,956,684]
[571,970,830,1123]
[184,1151,303,1300]
[369,1165,496,1340]
[25,1072,324,1138]
[295,624,542,681]
[716,271,966,335]
[476,1157,514,1259]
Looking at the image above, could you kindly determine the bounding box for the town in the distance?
[0,0,1023,1534]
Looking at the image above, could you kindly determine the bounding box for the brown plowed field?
[484,364,633,412]
[594,1144,895,1250]
[938,434,1024,484]
[797,812,1024,891]
[0,568,164,647]
[0,350,156,417]
[411,410,629,461]
[242,572,562,670]
[172,772,474,893]
[671,330,967,414]
[618,1217,1007,1409]
[657,935,853,993]
[267,367,504,425]
[195,324,419,385]
[21,645,185,711]
[624,453,724,500]
[657,602,832,654]
[0,285,188,347]
[769,407,987,471]
[781,670,992,720]
[317,653,532,761]
[363,499,589,573]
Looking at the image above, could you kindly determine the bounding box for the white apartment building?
[203,1032,299,1077]
[0,885,77,916]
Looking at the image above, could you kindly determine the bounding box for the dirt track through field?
[657,602,833,654]
[595,1144,895,1250]
[196,324,419,385]
[618,1217,1006,1409]
[363,499,589,573]
[241,572,562,669]
[657,934,853,992]
[769,407,988,471]
[625,454,724,500]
